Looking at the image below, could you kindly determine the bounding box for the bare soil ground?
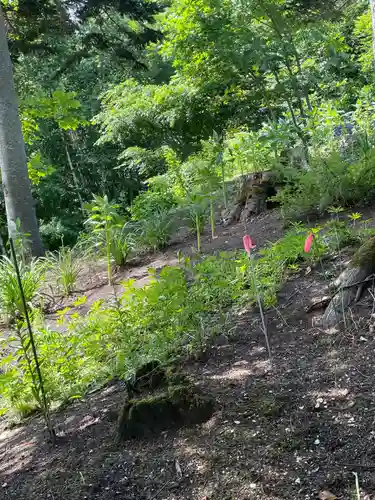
[2,210,375,499]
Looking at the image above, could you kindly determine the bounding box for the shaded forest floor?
[2,210,375,499]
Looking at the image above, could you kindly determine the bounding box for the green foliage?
[275,93,375,218]
[353,8,373,77]
[109,226,136,267]
[5,0,368,259]
[186,198,207,252]
[22,90,88,135]
[39,217,79,251]
[27,152,55,185]
[324,219,358,250]
[130,177,177,221]
[94,79,214,157]
[137,209,174,251]
[84,194,127,283]
[0,250,248,413]
[118,147,167,180]
[224,127,284,176]
[0,257,44,321]
[0,218,364,416]
[254,226,326,306]
[3,0,375,424]
[43,247,82,297]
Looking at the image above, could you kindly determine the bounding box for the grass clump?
[43,246,81,296]
[137,209,174,251]
[0,256,44,321]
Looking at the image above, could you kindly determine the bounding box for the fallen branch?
[341,274,375,290]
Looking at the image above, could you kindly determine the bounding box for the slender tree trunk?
[0,6,43,256]
[371,0,375,75]
[61,131,84,213]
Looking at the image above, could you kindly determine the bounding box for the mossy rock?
[118,384,215,440]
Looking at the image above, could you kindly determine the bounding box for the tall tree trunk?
[0,6,43,256]
[371,0,375,75]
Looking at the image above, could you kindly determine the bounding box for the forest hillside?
[2,1,375,499]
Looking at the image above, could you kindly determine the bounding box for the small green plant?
[243,235,272,362]
[187,198,207,252]
[348,212,362,226]
[109,225,136,266]
[130,179,177,222]
[39,217,79,251]
[4,240,54,440]
[325,219,357,250]
[44,246,81,296]
[84,195,125,285]
[10,217,32,264]
[287,263,300,273]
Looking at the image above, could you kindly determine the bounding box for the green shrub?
[276,149,375,218]
[39,217,79,251]
[84,194,129,284]
[109,226,137,266]
[131,179,177,221]
[275,94,375,218]
[255,227,326,306]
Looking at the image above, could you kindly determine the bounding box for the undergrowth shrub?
[131,178,177,221]
[39,217,79,251]
[275,94,375,218]
[109,226,137,266]
[277,152,375,219]
[254,226,326,306]
[83,194,137,283]
[323,219,358,250]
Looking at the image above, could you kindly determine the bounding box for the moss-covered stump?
[222,171,277,227]
[323,237,375,329]
[125,361,188,398]
[118,385,215,440]
[127,361,167,395]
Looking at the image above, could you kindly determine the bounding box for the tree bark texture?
[0,6,43,256]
